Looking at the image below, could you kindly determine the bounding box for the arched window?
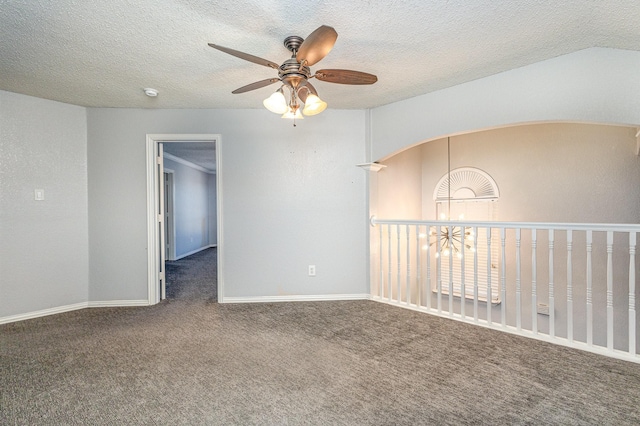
[433,167,499,201]
[432,167,500,303]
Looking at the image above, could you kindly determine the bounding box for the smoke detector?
[144,88,158,97]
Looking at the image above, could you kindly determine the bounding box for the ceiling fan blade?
[297,81,318,103]
[296,25,338,66]
[232,78,281,94]
[208,43,280,69]
[314,69,378,85]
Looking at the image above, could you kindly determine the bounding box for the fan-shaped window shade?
[433,167,499,201]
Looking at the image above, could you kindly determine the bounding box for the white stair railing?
[370,218,640,363]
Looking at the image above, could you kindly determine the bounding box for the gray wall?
[164,157,212,258]
[1,90,88,318]
[86,108,368,301]
[371,48,640,162]
[4,47,640,320]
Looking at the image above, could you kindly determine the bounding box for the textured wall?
[371,48,640,161]
[374,149,423,220]
[163,157,211,258]
[87,108,368,301]
[419,123,640,224]
[0,90,88,318]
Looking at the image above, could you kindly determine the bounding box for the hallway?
[165,248,217,302]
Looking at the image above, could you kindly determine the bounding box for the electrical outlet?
[537,303,550,316]
[308,265,316,276]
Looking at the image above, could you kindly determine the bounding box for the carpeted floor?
[2,247,640,425]
[165,248,217,302]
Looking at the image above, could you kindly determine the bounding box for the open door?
[157,143,166,299]
[164,171,174,262]
[146,134,223,305]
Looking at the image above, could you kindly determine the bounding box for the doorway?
[146,134,224,305]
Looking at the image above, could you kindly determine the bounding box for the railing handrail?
[370,216,640,233]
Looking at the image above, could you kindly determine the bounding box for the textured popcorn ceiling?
[1,0,639,109]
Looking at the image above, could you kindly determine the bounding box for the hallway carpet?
[2,248,640,424]
[165,247,217,302]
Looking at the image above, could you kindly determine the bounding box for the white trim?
[174,244,216,261]
[220,294,370,304]
[88,300,150,308]
[146,134,223,306]
[0,302,88,324]
[0,300,156,324]
[163,152,216,174]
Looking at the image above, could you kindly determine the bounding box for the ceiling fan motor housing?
[284,35,304,53]
[279,58,311,89]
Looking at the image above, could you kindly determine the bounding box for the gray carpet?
[165,248,217,302]
[2,248,640,425]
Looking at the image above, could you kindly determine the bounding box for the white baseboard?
[0,302,88,325]
[88,300,150,308]
[0,300,151,324]
[220,294,370,304]
[174,244,216,261]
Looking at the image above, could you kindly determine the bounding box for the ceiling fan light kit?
[209,25,377,126]
[263,88,288,114]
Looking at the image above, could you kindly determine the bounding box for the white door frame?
[146,134,223,305]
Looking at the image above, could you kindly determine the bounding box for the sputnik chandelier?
[429,136,476,259]
[429,224,475,259]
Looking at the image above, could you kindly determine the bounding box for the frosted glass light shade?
[302,94,327,116]
[263,90,287,114]
[282,107,303,119]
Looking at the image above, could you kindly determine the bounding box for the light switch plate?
[34,189,45,201]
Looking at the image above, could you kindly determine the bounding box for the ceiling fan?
[208,25,377,123]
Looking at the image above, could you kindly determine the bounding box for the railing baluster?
[460,226,466,319]
[501,228,506,327]
[532,229,538,335]
[396,224,401,304]
[449,223,454,317]
[516,228,522,331]
[473,226,479,324]
[379,223,384,299]
[586,230,593,346]
[416,226,421,307]
[487,227,492,325]
[549,229,555,338]
[387,225,393,302]
[567,230,573,342]
[629,232,636,356]
[437,226,442,313]
[406,225,411,306]
[607,231,614,351]
[426,227,432,311]
[369,218,640,362]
